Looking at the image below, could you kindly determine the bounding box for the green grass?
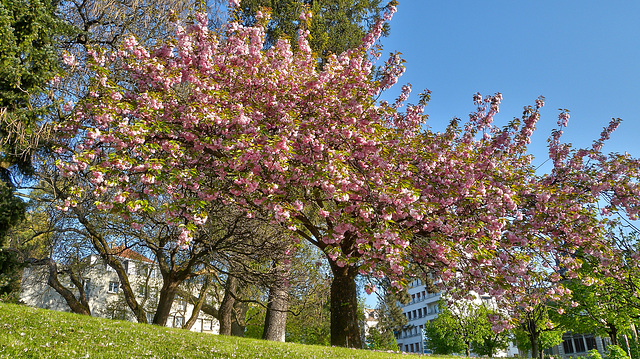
[0,302,442,358]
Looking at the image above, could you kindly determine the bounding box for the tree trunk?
[38,258,91,316]
[329,262,361,348]
[530,331,540,359]
[176,287,219,318]
[153,280,179,326]
[262,262,289,342]
[72,207,147,323]
[465,342,471,357]
[219,274,238,335]
[608,323,619,346]
[231,299,247,337]
[183,277,211,330]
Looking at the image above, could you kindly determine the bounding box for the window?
[123,260,129,274]
[203,320,212,331]
[138,285,148,297]
[137,264,148,277]
[418,308,422,318]
[82,278,91,295]
[177,299,186,311]
[146,312,154,323]
[574,335,586,353]
[149,288,158,302]
[563,337,575,354]
[108,281,119,293]
[174,316,184,328]
[563,334,593,354]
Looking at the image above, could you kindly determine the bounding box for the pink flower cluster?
[52,9,640,317]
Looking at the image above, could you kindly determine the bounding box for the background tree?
[470,306,512,358]
[514,303,564,359]
[423,308,466,355]
[364,277,407,350]
[423,298,509,357]
[236,0,392,65]
[554,229,640,349]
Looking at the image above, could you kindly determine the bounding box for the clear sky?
[378,0,640,163]
[364,0,640,308]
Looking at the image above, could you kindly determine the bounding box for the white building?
[20,248,219,334]
[395,279,521,356]
[395,279,611,358]
[362,308,380,345]
[395,278,443,354]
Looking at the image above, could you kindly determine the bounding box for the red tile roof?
[110,246,154,263]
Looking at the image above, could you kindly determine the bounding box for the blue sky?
[379,1,640,163]
[364,0,640,308]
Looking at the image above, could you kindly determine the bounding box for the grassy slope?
[0,303,430,358]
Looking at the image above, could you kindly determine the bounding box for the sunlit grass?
[0,302,458,358]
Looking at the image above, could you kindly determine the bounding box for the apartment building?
[395,278,442,354]
[395,279,610,358]
[20,248,219,334]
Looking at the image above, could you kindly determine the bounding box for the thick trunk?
[465,342,471,357]
[153,280,179,326]
[219,274,238,335]
[262,262,289,342]
[183,277,211,330]
[231,300,247,337]
[329,263,361,348]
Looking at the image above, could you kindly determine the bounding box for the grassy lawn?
[0,302,440,358]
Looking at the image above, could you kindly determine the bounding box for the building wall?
[541,333,610,359]
[395,280,521,356]
[20,254,219,334]
[395,278,442,354]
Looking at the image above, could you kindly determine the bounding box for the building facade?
[20,249,219,334]
[395,279,610,358]
[395,278,443,354]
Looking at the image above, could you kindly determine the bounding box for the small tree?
[513,304,563,359]
[423,309,467,355]
[366,326,398,351]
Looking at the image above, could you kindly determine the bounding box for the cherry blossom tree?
[52,2,640,347]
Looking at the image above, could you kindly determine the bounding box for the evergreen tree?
[0,0,70,299]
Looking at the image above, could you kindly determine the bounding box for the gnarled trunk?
[329,262,361,348]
